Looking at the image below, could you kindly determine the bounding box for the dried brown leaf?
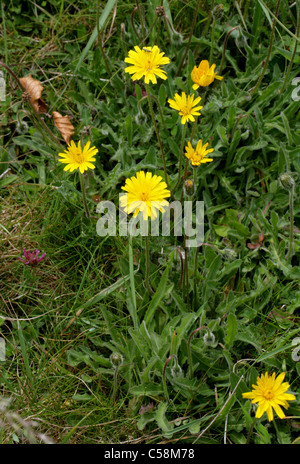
[52,111,75,144]
[19,74,47,113]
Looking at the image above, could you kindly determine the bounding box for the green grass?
[0,0,299,445]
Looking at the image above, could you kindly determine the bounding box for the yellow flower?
[191,60,223,89]
[168,92,203,124]
[242,372,296,422]
[185,140,214,166]
[124,45,170,85]
[58,140,98,174]
[120,171,171,220]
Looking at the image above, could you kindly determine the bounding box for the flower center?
[264,390,274,400]
[145,59,153,72]
[194,150,203,160]
[72,150,84,163]
[140,191,148,201]
[181,104,191,116]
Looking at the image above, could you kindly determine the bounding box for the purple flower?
[18,249,46,266]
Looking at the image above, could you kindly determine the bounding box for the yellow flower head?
[120,171,171,220]
[168,92,203,125]
[242,372,296,422]
[191,60,223,89]
[58,140,98,174]
[124,45,170,85]
[185,140,214,166]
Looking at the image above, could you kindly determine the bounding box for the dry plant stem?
[79,172,91,219]
[280,2,300,93]
[145,83,169,188]
[250,0,281,97]
[177,0,200,76]
[193,375,244,443]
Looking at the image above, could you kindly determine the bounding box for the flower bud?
[203,331,216,347]
[279,173,295,191]
[110,352,123,367]
[171,363,184,379]
[221,247,237,261]
[155,6,165,17]
[212,4,225,21]
[183,179,195,197]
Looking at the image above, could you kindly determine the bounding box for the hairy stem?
[79,171,91,219]
[145,83,169,188]
[250,0,281,97]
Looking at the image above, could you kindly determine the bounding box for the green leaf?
[124,114,133,147]
[225,313,237,348]
[143,252,174,325]
[129,383,164,396]
[214,224,230,237]
[158,83,167,106]
[155,402,173,433]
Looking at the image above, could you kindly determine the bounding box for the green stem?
[286,185,294,261]
[96,2,111,76]
[79,171,90,219]
[246,417,257,444]
[136,0,145,40]
[177,0,201,76]
[183,236,190,307]
[145,235,154,295]
[162,355,177,402]
[179,119,198,202]
[171,124,187,194]
[145,83,169,188]
[280,2,300,94]
[112,366,118,403]
[193,246,200,311]
[128,234,138,329]
[209,18,216,64]
[200,0,215,39]
[187,326,209,379]
[250,0,281,98]
[219,26,239,75]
